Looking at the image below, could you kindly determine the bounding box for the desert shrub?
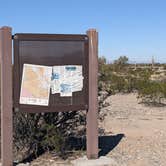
[110,74,125,92]
[41,124,65,153]
[113,56,129,72]
[163,64,166,70]
[137,80,166,104]
[13,110,86,160]
[123,76,138,92]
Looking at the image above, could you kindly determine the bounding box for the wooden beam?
[86,29,98,159]
[0,26,13,166]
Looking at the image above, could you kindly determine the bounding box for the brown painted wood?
[13,33,87,41]
[0,26,13,165]
[13,34,89,113]
[86,29,98,159]
[19,104,87,113]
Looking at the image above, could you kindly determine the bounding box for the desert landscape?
[1,1,166,165]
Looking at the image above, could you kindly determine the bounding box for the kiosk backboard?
[13,34,89,113]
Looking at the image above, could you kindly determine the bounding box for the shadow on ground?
[98,134,125,156]
[67,133,125,156]
[16,133,124,165]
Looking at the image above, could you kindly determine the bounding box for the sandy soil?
[101,93,166,166]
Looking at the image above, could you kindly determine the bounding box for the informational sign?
[19,64,52,106]
[13,33,89,112]
[19,64,84,106]
[51,65,83,96]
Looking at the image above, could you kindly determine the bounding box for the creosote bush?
[137,80,166,104]
[13,110,85,161]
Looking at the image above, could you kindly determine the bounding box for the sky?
[0,0,166,63]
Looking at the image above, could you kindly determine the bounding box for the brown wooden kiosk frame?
[0,26,98,166]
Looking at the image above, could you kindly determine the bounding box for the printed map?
[19,64,52,106]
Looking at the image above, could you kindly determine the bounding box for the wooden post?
[86,29,98,159]
[0,26,13,166]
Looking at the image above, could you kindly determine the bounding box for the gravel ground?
[101,93,166,166]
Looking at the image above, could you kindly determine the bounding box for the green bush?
[13,110,84,160]
[137,80,166,104]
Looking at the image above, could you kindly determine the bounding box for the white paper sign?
[51,65,83,96]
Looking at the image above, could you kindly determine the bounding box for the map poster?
[19,64,52,106]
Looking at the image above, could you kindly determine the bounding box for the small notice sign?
[51,65,83,96]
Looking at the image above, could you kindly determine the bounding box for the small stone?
[71,156,118,166]
[17,163,30,166]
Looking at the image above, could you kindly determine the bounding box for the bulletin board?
[13,34,89,113]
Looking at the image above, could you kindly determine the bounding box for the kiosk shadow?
[67,133,125,157]
[98,133,124,156]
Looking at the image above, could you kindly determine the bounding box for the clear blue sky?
[0,0,166,63]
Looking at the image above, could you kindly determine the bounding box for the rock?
[99,91,109,99]
[17,163,30,166]
[98,91,109,107]
[102,101,110,107]
[0,163,30,166]
[99,108,109,121]
[71,156,118,166]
